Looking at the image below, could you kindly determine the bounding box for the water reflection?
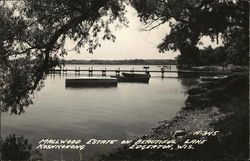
[66,84,118,88]
[0,58,57,115]
[0,58,55,160]
[0,59,200,160]
[178,78,200,89]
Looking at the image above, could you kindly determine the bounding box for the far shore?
[62,59,177,65]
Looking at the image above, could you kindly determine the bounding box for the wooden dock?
[50,67,231,78]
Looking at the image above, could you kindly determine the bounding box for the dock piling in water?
[115,68,120,76]
[143,66,150,74]
[161,67,165,78]
[102,68,107,76]
[89,67,93,76]
[74,67,80,76]
[131,68,134,73]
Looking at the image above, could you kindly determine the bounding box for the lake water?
[1,65,198,160]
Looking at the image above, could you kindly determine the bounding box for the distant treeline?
[63,59,176,65]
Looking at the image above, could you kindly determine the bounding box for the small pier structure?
[66,77,118,87]
[50,66,230,78]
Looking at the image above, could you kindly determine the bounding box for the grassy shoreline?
[102,73,249,160]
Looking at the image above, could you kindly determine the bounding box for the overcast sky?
[64,5,222,60]
[64,6,178,60]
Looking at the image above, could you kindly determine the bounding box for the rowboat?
[200,75,228,81]
[122,72,151,78]
[111,72,150,83]
[111,76,150,83]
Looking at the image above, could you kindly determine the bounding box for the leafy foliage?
[1,0,128,58]
[131,0,249,66]
[1,134,32,160]
[0,0,128,114]
[0,58,46,114]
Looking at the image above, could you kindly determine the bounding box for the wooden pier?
[49,66,231,78]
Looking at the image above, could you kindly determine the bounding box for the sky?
[5,2,222,61]
[64,6,177,60]
[63,5,222,60]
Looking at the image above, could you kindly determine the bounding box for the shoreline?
[102,72,249,160]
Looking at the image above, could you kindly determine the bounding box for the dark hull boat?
[200,75,228,81]
[122,72,151,78]
[111,72,150,83]
[111,76,150,83]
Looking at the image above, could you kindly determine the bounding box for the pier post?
[161,67,165,78]
[131,68,134,73]
[62,68,67,76]
[59,67,62,75]
[116,68,120,76]
[143,66,150,74]
[64,67,67,75]
[89,67,93,76]
[102,68,106,76]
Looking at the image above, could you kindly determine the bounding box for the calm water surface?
[2,65,197,160]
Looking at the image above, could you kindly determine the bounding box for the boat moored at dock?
[111,72,150,83]
[122,72,151,78]
[111,76,150,83]
[200,75,228,81]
